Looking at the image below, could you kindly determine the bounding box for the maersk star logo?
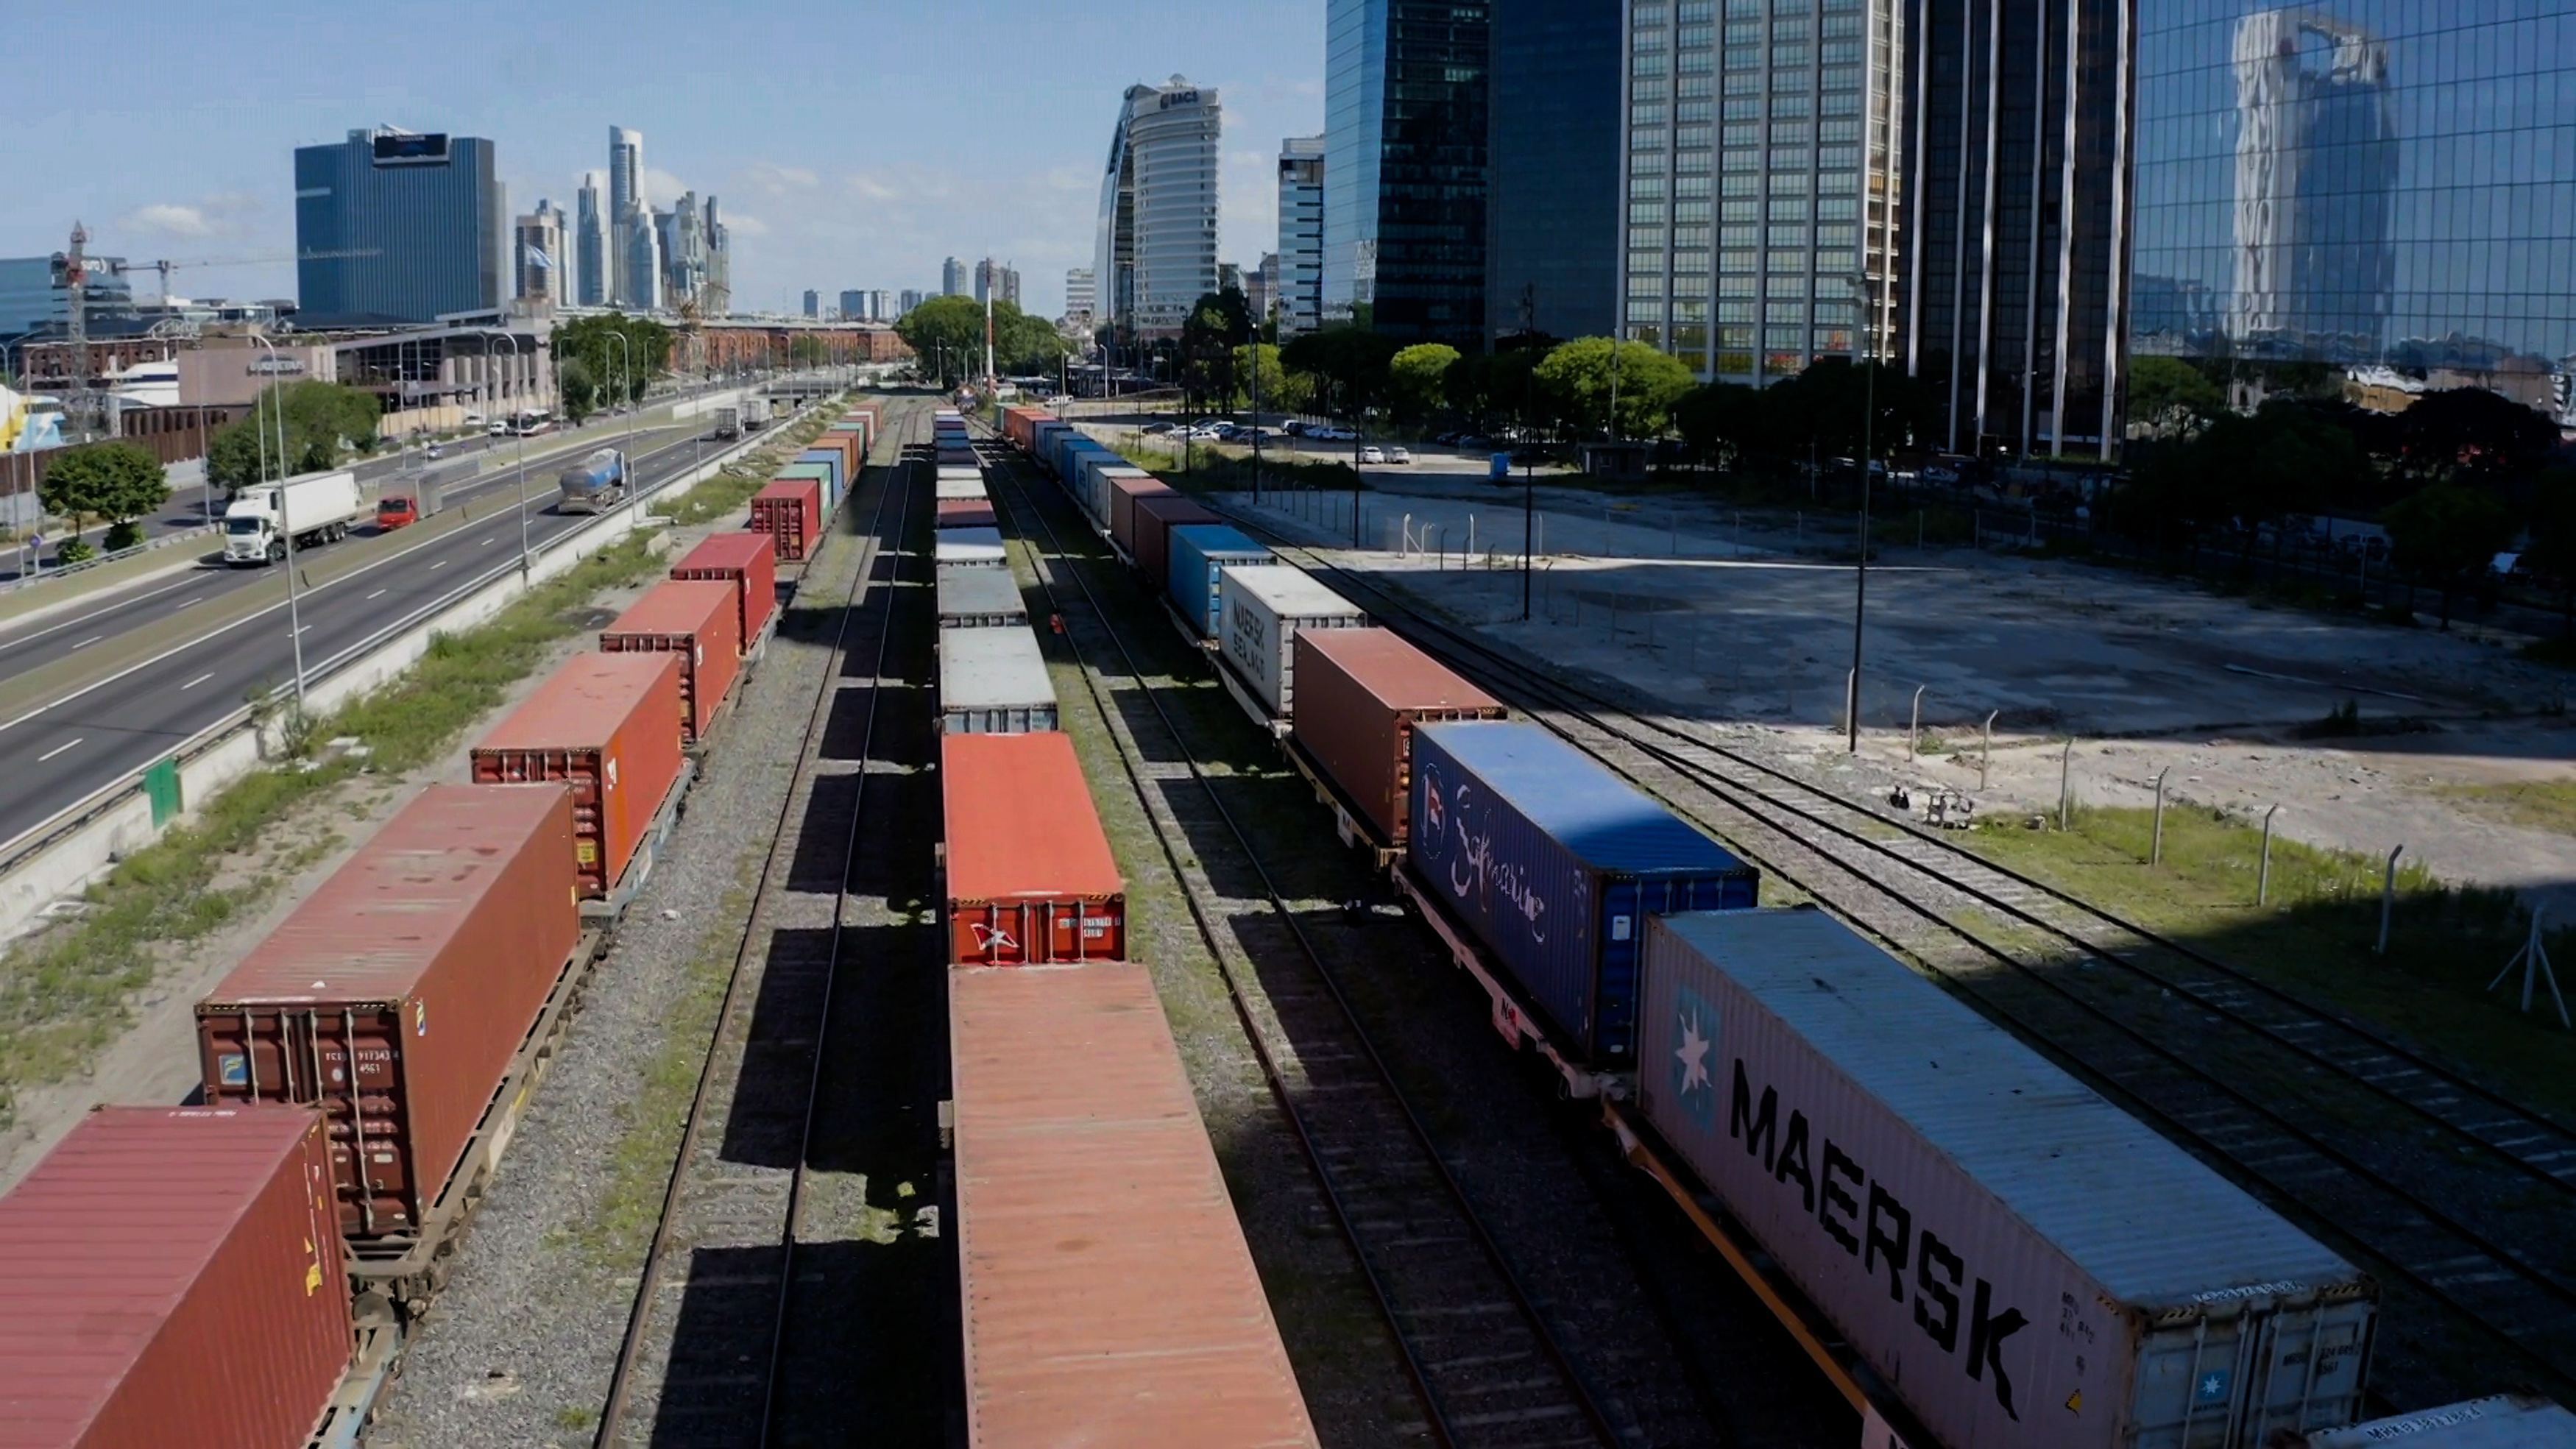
[1672,985,1718,1130]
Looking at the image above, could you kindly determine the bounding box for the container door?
[2129,1318,2257,1448]
[1595,876,1744,1063]
[2235,1297,2374,1445]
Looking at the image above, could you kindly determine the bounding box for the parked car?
[1282,419,1310,437]
[1432,431,1462,447]
[1142,422,1177,435]
[1311,425,1358,442]
[1458,434,1493,450]
[1385,447,1412,464]
[1358,445,1387,464]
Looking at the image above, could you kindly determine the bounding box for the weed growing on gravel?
[0,534,666,1125]
[2438,779,2576,837]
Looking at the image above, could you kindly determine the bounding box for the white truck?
[742,396,773,430]
[712,405,741,439]
[222,470,367,566]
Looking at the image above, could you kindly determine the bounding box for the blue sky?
[12,0,1326,320]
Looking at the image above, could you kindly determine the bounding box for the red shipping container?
[601,580,743,745]
[1107,473,1175,560]
[1130,494,1217,595]
[670,531,779,649]
[751,478,822,561]
[0,1105,353,1449]
[938,497,998,530]
[471,653,687,898]
[1292,628,1506,846]
[197,784,582,1239]
[941,732,1124,963]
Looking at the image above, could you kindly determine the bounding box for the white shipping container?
[937,566,1027,628]
[2298,1395,2576,1447]
[938,626,1058,734]
[1217,565,1367,718]
[1636,908,2375,1449]
[1085,463,1152,531]
[937,469,990,502]
[936,527,1007,570]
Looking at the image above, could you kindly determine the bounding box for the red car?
[377,495,421,530]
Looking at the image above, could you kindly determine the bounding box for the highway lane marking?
[181,673,215,690]
[431,559,448,570]
[171,595,204,610]
[366,589,388,600]
[480,536,496,546]
[36,737,82,762]
[69,635,102,651]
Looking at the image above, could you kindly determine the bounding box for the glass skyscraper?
[1324,0,1492,343]
[1277,135,1326,338]
[2131,3,2576,392]
[1488,0,1624,343]
[1093,79,1221,341]
[294,129,503,323]
[1621,0,1906,383]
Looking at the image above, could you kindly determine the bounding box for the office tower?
[703,194,729,316]
[1248,252,1278,327]
[514,200,567,308]
[2227,11,2396,355]
[1094,77,1221,339]
[1065,266,1097,322]
[657,191,709,307]
[575,175,608,307]
[1487,0,1622,344]
[803,290,821,318]
[840,288,866,320]
[974,257,1022,308]
[608,127,645,305]
[942,256,968,296]
[1621,0,1905,383]
[295,127,503,322]
[625,218,662,311]
[1276,135,1326,337]
[1902,0,2124,457]
[868,288,892,320]
[1219,262,1244,295]
[1324,4,1489,341]
[899,288,926,315]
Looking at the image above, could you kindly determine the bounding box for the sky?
[11,0,1326,323]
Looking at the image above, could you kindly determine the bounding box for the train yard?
[5,388,2575,1448]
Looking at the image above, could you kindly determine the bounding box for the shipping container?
[952,963,1320,1448]
[940,732,1124,963]
[1131,494,1217,594]
[199,785,584,1238]
[1106,473,1176,559]
[2298,1396,2576,1447]
[0,1106,352,1449]
[938,444,980,469]
[1030,419,1074,471]
[808,433,861,488]
[795,449,846,506]
[1292,628,1506,846]
[778,461,837,517]
[669,531,779,649]
[936,526,1008,570]
[471,652,688,898]
[938,497,999,530]
[1083,460,1150,532]
[751,478,823,561]
[1217,564,1367,718]
[939,566,1029,629]
[1167,524,1271,636]
[1636,907,2377,1449]
[936,468,988,502]
[1409,720,1756,1063]
[601,579,743,745]
[939,626,1058,734]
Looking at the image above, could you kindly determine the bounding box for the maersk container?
[1408,720,1756,1063]
[1217,564,1367,718]
[936,525,1007,570]
[939,626,1058,734]
[939,564,1027,628]
[2299,1396,2576,1447]
[1635,907,2377,1449]
[1167,525,1270,636]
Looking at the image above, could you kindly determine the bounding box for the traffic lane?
[0,421,748,838]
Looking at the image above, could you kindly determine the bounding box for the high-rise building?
[1324,5,1488,341]
[295,127,504,323]
[1065,266,1097,323]
[514,200,568,309]
[0,254,138,350]
[1620,0,1905,383]
[1277,135,1326,338]
[899,288,927,316]
[1218,262,1245,296]
[1901,0,2124,458]
[657,191,710,308]
[1094,77,1222,339]
[625,218,662,311]
[974,258,1022,308]
[839,288,867,321]
[703,195,730,316]
[803,289,821,318]
[1248,252,1279,328]
[1487,0,1622,344]
[608,127,645,306]
[941,256,968,296]
[575,175,608,307]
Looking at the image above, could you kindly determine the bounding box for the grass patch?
[2438,780,2576,837]
[553,1406,599,1431]
[1964,801,2576,1120]
[0,533,668,1124]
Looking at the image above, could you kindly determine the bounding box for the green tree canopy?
[558,357,599,424]
[894,296,1069,386]
[1444,350,1544,435]
[1671,381,1766,469]
[1231,344,1311,413]
[1534,337,1696,439]
[2384,482,2515,628]
[208,381,383,487]
[2393,386,2560,490]
[1181,289,1257,414]
[40,442,169,546]
[1279,327,1403,419]
[2128,356,2225,439]
[2116,400,2371,545]
[553,312,672,406]
[1387,344,1459,422]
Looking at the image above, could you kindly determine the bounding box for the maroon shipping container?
[670,531,778,649]
[0,1106,353,1449]
[601,580,743,745]
[941,732,1125,963]
[471,653,687,898]
[196,787,581,1241]
[1130,494,1217,595]
[1106,473,1175,560]
[1292,628,1506,846]
[938,497,998,530]
[751,478,822,561]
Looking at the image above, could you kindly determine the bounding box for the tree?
[2384,483,2514,628]
[553,312,672,405]
[2520,468,2576,634]
[1279,327,1403,421]
[894,295,1067,386]
[1231,344,1310,413]
[1671,381,1767,469]
[559,358,600,424]
[788,335,831,366]
[2128,356,2223,439]
[207,382,383,487]
[1534,337,1696,439]
[2393,387,2559,491]
[40,442,169,552]
[1386,344,1459,423]
[1181,289,1257,415]
[2112,401,2370,559]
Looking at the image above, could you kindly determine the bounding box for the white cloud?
[641,167,692,207]
[746,162,818,192]
[126,204,213,238]
[119,191,261,242]
[723,213,771,237]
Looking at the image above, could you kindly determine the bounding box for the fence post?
[2151,767,2170,865]
[2258,804,2280,904]
[2376,844,2404,953]
[2059,736,2075,830]
[1909,685,1925,761]
[1980,709,1998,790]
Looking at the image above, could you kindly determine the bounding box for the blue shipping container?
[1166,525,1271,635]
[1052,432,1104,483]
[1408,720,1757,1063]
[1030,420,1071,469]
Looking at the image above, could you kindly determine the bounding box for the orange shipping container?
[471,652,687,897]
[1291,628,1506,846]
[601,580,743,745]
[941,731,1123,963]
[670,531,779,648]
[810,432,862,487]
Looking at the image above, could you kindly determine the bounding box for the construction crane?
[114,249,381,303]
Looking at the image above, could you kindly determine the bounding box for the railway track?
[1265,534,2576,1408]
[987,451,1629,1449]
[592,407,924,1447]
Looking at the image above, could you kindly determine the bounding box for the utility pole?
[1848,293,1876,755]
[251,335,306,715]
[1520,284,1538,620]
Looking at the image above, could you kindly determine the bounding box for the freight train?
[0,401,882,1448]
[991,404,2573,1449]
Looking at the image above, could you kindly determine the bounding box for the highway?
[0,403,810,852]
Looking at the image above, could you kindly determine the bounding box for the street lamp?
[1846,274,1877,755]
[478,328,532,582]
[606,330,637,501]
[250,335,307,712]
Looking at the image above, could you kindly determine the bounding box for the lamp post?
[250,336,306,712]
[479,328,532,581]
[1847,278,1877,754]
[606,330,637,500]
